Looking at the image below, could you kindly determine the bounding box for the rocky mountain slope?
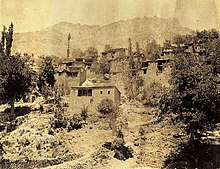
[12,16,192,57]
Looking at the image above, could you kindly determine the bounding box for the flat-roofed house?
[140,59,172,87]
[69,80,121,111]
[56,59,86,95]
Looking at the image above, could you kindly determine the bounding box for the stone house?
[69,80,121,111]
[75,58,93,70]
[101,48,128,74]
[56,60,86,94]
[160,47,175,59]
[140,59,172,87]
[101,48,127,61]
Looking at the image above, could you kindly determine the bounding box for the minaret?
[67,33,71,58]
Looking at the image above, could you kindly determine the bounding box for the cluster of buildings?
[56,41,206,111]
[56,56,121,111]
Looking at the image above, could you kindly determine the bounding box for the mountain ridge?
[12,16,193,58]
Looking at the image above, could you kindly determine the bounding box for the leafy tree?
[104,44,112,52]
[0,26,6,56]
[128,38,133,68]
[71,48,83,58]
[97,99,114,116]
[98,57,111,76]
[143,40,160,60]
[81,105,88,124]
[37,56,56,93]
[163,39,172,48]
[141,82,164,107]
[159,54,219,145]
[0,23,13,57]
[123,64,134,101]
[97,98,118,137]
[0,54,33,114]
[84,47,98,60]
[136,42,140,54]
[0,23,33,114]
[5,23,13,57]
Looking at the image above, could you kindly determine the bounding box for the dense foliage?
[0,23,33,113]
[37,56,56,99]
[160,29,220,144]
[97,99,114,116]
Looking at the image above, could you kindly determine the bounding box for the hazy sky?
[0,0,220,32]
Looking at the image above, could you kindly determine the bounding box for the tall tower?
[67,33,71,58]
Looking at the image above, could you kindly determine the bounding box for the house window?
[143,69,147,74]
[72,72,78,77]
[88,89,92,96]
[78,89,92,96]
[157,61,163,73]
[78,90,83,96]
[83,90,87,96]
[66,63,72,67]
[142,62,148,68]
[100,91,103,94]
[158,65,163,73]
[108,91,110,94]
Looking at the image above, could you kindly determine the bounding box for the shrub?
[81,105,88,124]
[97,99,114,116]
[103,129,133,161]
[141,82,166,107]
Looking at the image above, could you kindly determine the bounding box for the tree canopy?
[37,56,56,93]
[160,29,220,144]
[0,23,34,113]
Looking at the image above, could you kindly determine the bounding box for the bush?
[81,106,88,124]
[102,130,133,161]
[141,82,166,107]
[97,99,114,116]
[52,114,84,131]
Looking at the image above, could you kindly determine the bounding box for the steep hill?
[12,16,192,57]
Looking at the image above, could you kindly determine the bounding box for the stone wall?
[140,61,172,87]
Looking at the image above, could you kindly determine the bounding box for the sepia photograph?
[0,0,220,168]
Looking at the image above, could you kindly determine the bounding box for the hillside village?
[0,18,220,169]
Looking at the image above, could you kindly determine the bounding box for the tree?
[97,98,118,136]
[81,105,88,124]
[163,39,172,48]
[128,38,133,68]
[0,23,13,57]
[104,44,112,52]
[37,56,56,98]
[98,57,111,76]
[71,48,83,58]
[144,40,160,60]
[0,23,33,114]
[0,26,6,56]
[5,23,13,57]
[159,54,219,145]
[97,99,114,116]
[123,39,143,101]
[136,42,140,54]
[0,54,33,114]
[84,47,98,60]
